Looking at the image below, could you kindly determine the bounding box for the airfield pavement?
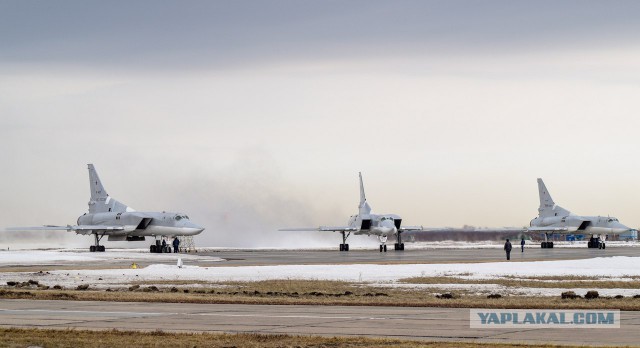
[1,243,640,346]
[2,242,638,270]
[1,300,639,346]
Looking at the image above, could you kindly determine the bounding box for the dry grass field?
[400,275,640,289]
[2,278,640,310]
[0,328,619,348]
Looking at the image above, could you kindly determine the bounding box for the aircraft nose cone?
[613,223,631,233]
[379,220,397,235]
[184,221,205,235]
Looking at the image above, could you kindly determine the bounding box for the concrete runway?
[1,299,638,346]
[3,246,636,272]
[197,246,638,266]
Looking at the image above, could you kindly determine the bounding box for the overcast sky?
[2,1,640,248]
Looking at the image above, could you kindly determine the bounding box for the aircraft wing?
[399,225,423,232]
[6,225,125,233]
[280,226,358,232]
[525,227,571,233]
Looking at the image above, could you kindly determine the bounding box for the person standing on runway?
[504,239,512,260]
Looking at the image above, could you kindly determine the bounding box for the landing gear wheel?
[339,231,351,252]
[602,243,606,249]
[90,246,96,252]
[379,245,383,252]
[548,242,554,248]
[400,243,405,250]
[587,241,592,248]
[383,245,387,252]
[394,243,399,250]
[98,245,105,252]
[541,242,546,248]
[598,243,602,249]
[150,245,156,253]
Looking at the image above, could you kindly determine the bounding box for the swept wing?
[6,225,125,234]
[526,226,571,233]
[280,226,358,232]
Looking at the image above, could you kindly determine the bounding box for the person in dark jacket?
[504,239,512,260]
[521,238,525,252]
[172,237,180,253]
[161,239,167,252]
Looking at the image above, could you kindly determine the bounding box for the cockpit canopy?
[607,218,619,222]
[174,214,190,221]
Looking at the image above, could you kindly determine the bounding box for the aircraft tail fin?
[537,178,570,217]
[87,164,133,214]
[358,172,372,215]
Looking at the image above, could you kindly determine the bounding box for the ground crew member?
[521,237,525,252]
[172,237,180,253]
[504,239,512,260]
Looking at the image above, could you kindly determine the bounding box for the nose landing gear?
[379,235,388,252]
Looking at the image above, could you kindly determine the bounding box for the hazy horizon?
[2,1,640,248]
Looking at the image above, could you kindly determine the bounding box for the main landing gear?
[150,238,172,253]
[541,232,554,248]
[394,231,405,251]
[89,234,106,252]
[339,231,351,251]
[587,236,606,249]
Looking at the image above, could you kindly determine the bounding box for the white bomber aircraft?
[528,178,633,249]
[281,173,423,252]
[8,164,204,253]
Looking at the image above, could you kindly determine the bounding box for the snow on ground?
[67,255,640,284]
[2,253,640,297]
[376,283,640,297]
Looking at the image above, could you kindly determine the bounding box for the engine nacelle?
[531,216,564,227]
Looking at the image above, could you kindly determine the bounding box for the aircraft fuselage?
[530,214,631,235]
[349,213,400,238]
[77,211,203,237]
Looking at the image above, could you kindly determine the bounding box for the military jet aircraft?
[8,164,204,252]
[281,173,423,252]
[528,178,633,249]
